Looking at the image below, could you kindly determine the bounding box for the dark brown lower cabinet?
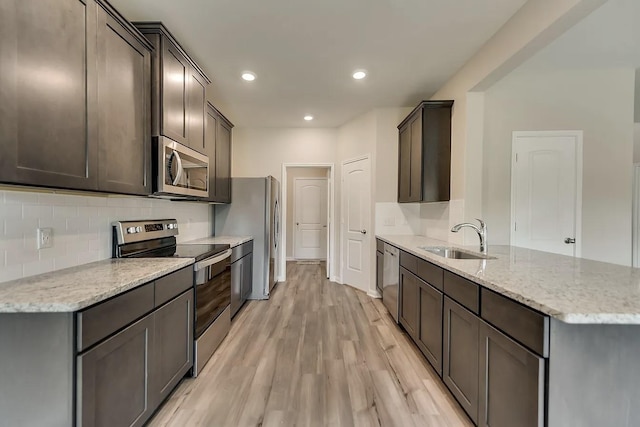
[478,320,545,427]
[78,313,155,427]
[241,253,253,301]
[153,290,193,407]
[78,289,194,427]
[399,268,419,339]
[417,280,443,375]
[443,296,479,424]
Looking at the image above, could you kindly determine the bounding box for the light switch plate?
[37,228,53,249]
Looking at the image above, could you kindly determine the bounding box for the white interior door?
[342,156,371,292]
[294,178,328,259]
[511,131,582,256]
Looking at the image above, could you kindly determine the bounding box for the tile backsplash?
[375,199,466,244]
[0,189,210,282]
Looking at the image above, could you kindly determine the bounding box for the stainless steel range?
[112,219,232,376]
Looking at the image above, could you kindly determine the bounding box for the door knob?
[361,229,367,234]
[564,237,576,244]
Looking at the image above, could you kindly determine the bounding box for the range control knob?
[167,223,178,230]
[126,227,136,234]
[136,226,143,233]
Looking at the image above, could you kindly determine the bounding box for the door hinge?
[514,222,517,231]
[515,153,518,162]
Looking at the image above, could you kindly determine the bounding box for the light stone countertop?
[378,234,640,325]
[0,258,194,313]
[182,235,253,248]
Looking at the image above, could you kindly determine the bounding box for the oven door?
[155,136,209,198]
[194,249,232,338]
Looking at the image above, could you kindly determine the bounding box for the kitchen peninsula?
[378,234,640,427]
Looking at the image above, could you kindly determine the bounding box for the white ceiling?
[110,0,526,128]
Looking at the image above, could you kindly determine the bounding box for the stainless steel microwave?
[154,136,209,198]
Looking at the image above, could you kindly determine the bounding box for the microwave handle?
[171,150,184,186]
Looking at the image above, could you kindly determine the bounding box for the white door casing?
[511,131,582,257]
[293,178,328,259]
[341,156,371,292]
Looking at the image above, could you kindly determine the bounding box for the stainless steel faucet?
[451,219,488,254]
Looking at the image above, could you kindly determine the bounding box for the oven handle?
[194,249,232,271]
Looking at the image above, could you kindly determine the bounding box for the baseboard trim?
[367,290,381,299]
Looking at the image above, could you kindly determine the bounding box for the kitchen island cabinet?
[385,234,640,427]
[0,261,194,426]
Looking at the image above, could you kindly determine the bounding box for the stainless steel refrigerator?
[214,177,281,299]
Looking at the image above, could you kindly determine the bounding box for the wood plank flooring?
[148,263,472,427]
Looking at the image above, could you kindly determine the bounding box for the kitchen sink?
[419,246,496,260]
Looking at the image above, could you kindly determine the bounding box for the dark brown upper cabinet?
[397,100,453,203]
[0,0,153,196]
[96,2,153,195]
[205,102,233,203]
[134,22,211,154]
[0,0,99,191]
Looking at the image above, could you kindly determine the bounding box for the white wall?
[285,167,329,259]
[232,128,338,178]
[0,189,210,282]
[425,0,607,241]
[483,67,635,265]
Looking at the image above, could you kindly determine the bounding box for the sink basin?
[419,246,495,260]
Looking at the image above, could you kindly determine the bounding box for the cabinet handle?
[564,237,576,244]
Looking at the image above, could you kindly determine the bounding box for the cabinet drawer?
[376,239,384,253]
[77,282,154,352]
[400,250,418,275]
[155,267,193,307]
[443,271,479,314]
[231,240,253,263]
[481,289,549,357]
[417,259,443,291]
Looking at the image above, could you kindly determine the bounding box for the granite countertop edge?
[0,258,194,314]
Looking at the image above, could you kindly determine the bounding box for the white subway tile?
[0,265,23,283]
[4,191,38,205]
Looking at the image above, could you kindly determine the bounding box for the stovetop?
[128,243,230,262]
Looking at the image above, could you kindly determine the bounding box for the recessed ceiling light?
[241,72,256,81]
[304,115,314,121]
[352,70,367,80]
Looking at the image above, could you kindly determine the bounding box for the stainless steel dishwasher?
[382,244,400,322]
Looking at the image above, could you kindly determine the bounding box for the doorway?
[281,164,335,282]
[510,131,583,257]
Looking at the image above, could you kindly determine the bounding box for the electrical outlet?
[383,217,396,226]
[37,228,53,249]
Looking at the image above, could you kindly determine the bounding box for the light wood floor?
[148,263,473,427]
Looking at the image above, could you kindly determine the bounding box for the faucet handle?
[475,218,486,229]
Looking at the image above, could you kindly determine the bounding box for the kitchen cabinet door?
[215,118,233,203]
[241,253,253,301]
[187,69,207,153]
[78,313,155,427]
[96,3,151,195]
[399,268,419,340]
[160,39,190,146]
[398,124,412,202]
[443,296,479,424]
[205,103,218,201]
[417,280,443,375]
[0,0,98,191]
[153,290,193,408]
[409,114,423,202]
[230,256,243,318]
[479,320,545,427]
